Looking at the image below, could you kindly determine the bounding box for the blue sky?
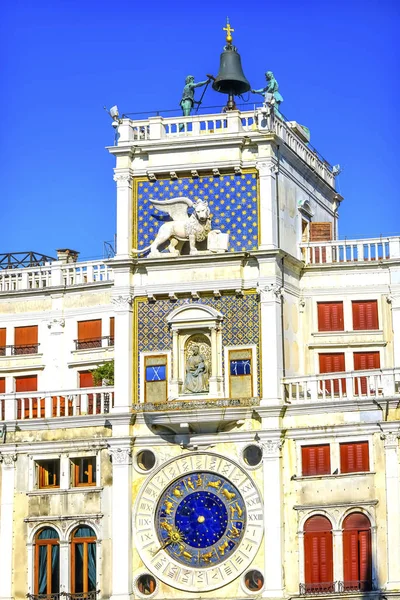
[1,0,399,260]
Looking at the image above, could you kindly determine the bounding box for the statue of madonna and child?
[183,345,209,393]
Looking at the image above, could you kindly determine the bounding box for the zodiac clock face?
[134,453,264,592]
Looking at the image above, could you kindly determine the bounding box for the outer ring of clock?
[134,452,264,592]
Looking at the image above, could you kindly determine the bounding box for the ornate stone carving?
[113,172,133,185]
[383,432,400,449]
[132,197,212,258]
[184,335,210,393]
[108,447,132,465]
[0,453,17,467]
[47,318,65,331]
[256,161,276,177]
[257,282,283,302]
[261,439,284,458]
[111,295,134,309]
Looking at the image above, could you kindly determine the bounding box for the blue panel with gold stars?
[155,471,246,568]
[135,172,258,252]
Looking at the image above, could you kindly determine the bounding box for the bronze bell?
[211,22,250,110]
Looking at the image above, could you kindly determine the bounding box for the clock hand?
[152,527,185,556]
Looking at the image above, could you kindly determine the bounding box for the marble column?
[0,453,17,600]
[111,295,133,413]
[383,433,400,588]
[114,170,134,259]
[259,282,284,404]
[109,444,133,600]
[261,439,284,597]
[256,160,278,250]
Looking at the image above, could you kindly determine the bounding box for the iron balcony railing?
[0,344,40,356]
[74,336,114,350]
[299,580,375,595]
[27,592,99,600]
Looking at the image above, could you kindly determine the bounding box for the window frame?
[34,527,60,595]
[140,351,171,404]
[340,441,370,474]
[36,459,61,489]
[352,300,379,331]
[317,301,344,332]
[71,456,97,487]
[301,444,331,477]
[70,526,97,594]
[224,345,257,399]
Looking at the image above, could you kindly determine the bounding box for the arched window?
[71,526,97,595]
[304,516,333,593]
[34,527,60,595]
[343,513,372,591]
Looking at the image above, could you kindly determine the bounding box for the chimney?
[56,248,80,263]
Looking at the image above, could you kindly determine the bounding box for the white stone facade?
[0,108,399,600]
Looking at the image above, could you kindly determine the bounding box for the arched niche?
[167,304,224,398]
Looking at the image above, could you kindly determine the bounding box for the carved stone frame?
[167,304,224,398]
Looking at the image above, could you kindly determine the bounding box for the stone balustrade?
[283,367,400,404]
[0,260,113,292]
[301,236,400,265]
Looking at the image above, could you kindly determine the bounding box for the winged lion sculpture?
[132,197,212,258]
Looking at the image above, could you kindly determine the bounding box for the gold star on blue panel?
[136,173,258,251]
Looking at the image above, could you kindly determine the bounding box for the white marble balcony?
[300,236,400,265]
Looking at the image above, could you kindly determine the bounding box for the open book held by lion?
[132,197,213,258]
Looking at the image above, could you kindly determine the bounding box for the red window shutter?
[310,222,332,241]
[15,325,38,346]
[0,328,5,347]
[340,442,369,473]
[318,302,344,332]
[319,353,346,394]
[77,320,102,341]
[302,445,330,476]
[0,378,5,393]
[15,375,38,392]
[343,513,372,588]
[304,516,333,586]
[110,317,115,340]
[354,352,380,395]
[352,301,378,330]
[79,371,94,388]
[359,530,372,582]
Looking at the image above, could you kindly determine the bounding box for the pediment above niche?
[167,303,223,330]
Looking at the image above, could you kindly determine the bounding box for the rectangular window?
[0,377,5,421]
[0,328,6,356]
[352,300,378,330]
[109,317,115,346]
[317,302,344,332]
[229,349,253,398]
[309,222,332,264]
[144,355,167,403]
[14,325,38,355]
[77,319,102,349]
[79,371,104,415]
[71,457,96,487]
[319,353,346,395]
[340,441,369,473]
[37,459,60,488]
[354,351,380,395]
[302,444,331,476]
[15,374,40,419]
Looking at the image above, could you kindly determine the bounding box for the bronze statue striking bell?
[212,45,251,109]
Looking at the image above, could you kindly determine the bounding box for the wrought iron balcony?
[299,580,375,595]
[74,336,114,350]
[0,344,40,356]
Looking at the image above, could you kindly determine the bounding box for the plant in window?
[91,360,114,386]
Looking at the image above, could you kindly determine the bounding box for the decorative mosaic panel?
[134,172,258,252]
[135,294,260,399]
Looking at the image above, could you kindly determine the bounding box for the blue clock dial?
[156,471,246,567]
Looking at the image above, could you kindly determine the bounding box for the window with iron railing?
[76,320,102,350]
[14,325,39,354]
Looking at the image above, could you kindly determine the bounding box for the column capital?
[256,160,277,177]
[383,432,400,449]
[0,453,17,468]
[113,170,134,186]
[261,439,284,458]
[112,294,134,311]
[257,282,283,302]
[108,446,132,465]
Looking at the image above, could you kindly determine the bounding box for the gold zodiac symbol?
[218,541,229,555]
[229,525,240,538]
[221,488,236,501]
[196,474,203,487]
[178,544,193,560]
[160,521,173,533]
[230,505,237,518]
[235,502,243,517]
[186,477,195,490]
[201,551,213,563]
[164,500,174,515]
[173,487,183,497]
[207,479,221,489]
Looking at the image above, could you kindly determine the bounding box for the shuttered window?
[15,375,40,419]
[77,320,102,349]
[317,302,344,331]
[340,441,369,473]
[0,377,5,420]
[343,513,372,591]
[109,317,115,346]
[14,325,38,354]
[352,301,378,330]
[15,375,38,392]
[319,353,346,395]
[304,516,333,591]
[302,445,331,476]
[79,371,102,415]
[354,351,380,395]
[310,223,332,241]
[0,328,6,355]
